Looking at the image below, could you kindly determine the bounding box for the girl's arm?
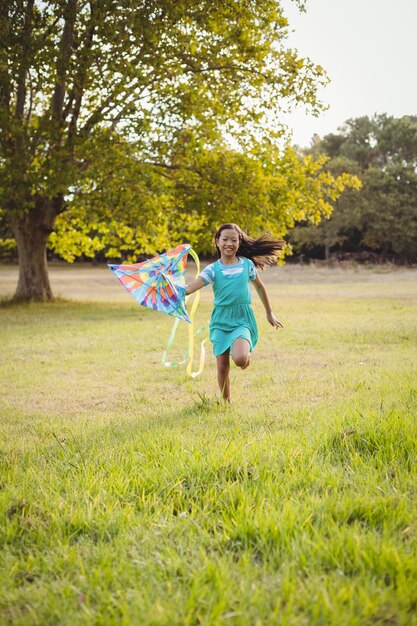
[252,274,283,328]
[186,277,206,296]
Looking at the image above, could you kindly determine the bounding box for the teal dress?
[199,257,258,357]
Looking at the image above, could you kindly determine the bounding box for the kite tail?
[161,247,208,377]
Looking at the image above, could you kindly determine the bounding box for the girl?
[186,223,284,403]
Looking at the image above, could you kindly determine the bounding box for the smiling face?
[216,228,241,262]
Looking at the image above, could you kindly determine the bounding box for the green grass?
[1,265,417,625]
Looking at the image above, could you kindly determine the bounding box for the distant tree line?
[289,114,417,263]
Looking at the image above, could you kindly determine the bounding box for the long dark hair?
[215,223,285,269]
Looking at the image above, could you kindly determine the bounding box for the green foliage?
[0,208,16,260]
[47,129,359,261]
[0,237,17,261]
[1,0,327,214]
[289,156,363,254]
[290,115,417,261]
[359,165,417,256]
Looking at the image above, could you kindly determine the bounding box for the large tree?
[1,0,332,300]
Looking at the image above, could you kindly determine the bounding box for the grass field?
[1,263,417,625]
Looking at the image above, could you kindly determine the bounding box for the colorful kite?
[108,243,192,323]
[109,244,208,377]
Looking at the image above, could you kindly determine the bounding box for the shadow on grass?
[0,295,73,308]
[0,297,146,323]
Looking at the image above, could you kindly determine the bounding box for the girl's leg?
[231,338,250,369]
[216,351,231,402]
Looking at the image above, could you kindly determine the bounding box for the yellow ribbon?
[161,247,208,377]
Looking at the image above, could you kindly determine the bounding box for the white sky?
[280,0,417,147]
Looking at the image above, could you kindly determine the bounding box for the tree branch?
[142,160,206,180]
[15,0,34,120]
[25,69,34,125]
[178,53,269,80]
[79,74,159,136]
[66,2,97,152]
[51,0,77,123]
[0,2,11,105]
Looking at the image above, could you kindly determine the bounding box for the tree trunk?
[10,203,57,301]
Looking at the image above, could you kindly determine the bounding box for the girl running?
[186,223,283,402]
